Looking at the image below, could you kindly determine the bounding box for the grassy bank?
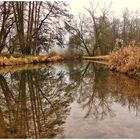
[108,46,140,79]
[0,53,64,66]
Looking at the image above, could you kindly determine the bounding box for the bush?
[108,42,140,79]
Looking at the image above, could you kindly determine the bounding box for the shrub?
[109,41,140,79]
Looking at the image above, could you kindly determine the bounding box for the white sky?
[68,0,140,17]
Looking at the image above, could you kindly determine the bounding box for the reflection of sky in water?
[0,62,140,138]
[51,63,70,83]
[62,102,140,138]
[54,62,140,138]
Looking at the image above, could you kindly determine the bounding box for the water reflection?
[107,72,140,115]
[67,62,140,120]
[0,62,139,138]
[0,67,73,138]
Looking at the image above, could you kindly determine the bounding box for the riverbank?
[0,46,140,80]
[0,53,64,66]
[82,55,109,61]
[81,45,140,80]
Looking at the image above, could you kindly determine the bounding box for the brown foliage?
[109,40,140,77]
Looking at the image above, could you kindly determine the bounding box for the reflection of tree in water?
[67,62,140,120]
[0,67,73,138]
[107,72,140,115]
[65,62,113,120]
[0,62,140,138]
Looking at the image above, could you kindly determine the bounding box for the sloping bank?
[0,54,64,66]
[108,46,140,80]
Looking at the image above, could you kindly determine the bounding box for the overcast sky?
[68,0,140,17]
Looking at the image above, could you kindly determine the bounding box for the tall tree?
[11,1,71,55]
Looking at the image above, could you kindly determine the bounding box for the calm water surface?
[0,62,140,138]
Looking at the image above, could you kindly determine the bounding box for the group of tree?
[0,1,72,55]
[66,2,140,56]
[1,1,140,57]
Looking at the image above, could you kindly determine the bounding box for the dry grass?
[0,53,64,66]
[82,55,109,61]
[109,43,140,79]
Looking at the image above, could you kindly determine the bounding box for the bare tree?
[11,1,71,55]
[66,2,113,56]
[0,2,14,53]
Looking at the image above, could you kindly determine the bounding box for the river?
[0,61,140,138]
